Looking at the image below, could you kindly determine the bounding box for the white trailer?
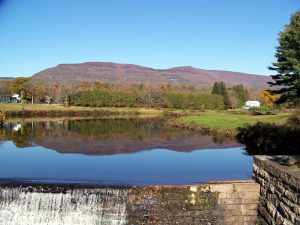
[243,101,260,109]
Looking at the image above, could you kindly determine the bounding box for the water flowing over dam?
[0,186,128,225]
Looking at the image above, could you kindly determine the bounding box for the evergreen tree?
[232,84,249,106]
[211,81,232,109]
[212,82,221,95]
[268,11,300,106]
[219,82,226,96]
[223,93,232,109]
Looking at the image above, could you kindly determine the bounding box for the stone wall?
[253,156,300,225]
[128,181,260,225]
[0,181,260,225]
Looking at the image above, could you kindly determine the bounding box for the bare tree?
[141,87,163,107]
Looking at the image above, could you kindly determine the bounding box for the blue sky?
[0,0,299,77]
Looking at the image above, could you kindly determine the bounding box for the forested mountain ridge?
[32,62,271,89]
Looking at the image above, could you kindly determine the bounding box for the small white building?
[11,94,22,102]
[243,101,260,109]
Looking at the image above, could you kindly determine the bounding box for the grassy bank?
[170,111,292,136]
[0,104,164,118]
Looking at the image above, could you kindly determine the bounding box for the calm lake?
[0,117,252,186]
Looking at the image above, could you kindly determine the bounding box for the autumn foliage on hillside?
[32,62,271,89]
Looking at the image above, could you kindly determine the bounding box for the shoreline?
[2,109,139,118]
[0,104,165,118]
[1,104,292,137]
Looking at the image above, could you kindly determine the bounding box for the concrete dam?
[0,156,299,225]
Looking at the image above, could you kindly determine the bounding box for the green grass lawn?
[176,111,292,131]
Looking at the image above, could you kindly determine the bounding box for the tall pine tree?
[268,11,300,106]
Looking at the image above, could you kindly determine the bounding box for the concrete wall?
[0,181,260,225]
[253,156,300,225]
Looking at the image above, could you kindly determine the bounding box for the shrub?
[237,114,300,154]
[70,90,140,107]
[250,107,277,115]
[286,109,300,127]
[163,92,224,110]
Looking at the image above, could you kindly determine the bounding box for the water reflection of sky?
[0,141,252,186]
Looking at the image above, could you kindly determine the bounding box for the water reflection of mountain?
[1,118,242,155]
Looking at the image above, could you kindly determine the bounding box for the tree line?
[0,77,72,105]
[70,81,256,110]
[0,76,260,110]
[70,84,225,110]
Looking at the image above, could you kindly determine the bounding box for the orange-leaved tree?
[261,90,279,108]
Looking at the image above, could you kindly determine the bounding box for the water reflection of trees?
[68,118,198,140]
[0,118,241,154]
[0,122,33,148]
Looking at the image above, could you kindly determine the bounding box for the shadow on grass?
[236,111,300,155]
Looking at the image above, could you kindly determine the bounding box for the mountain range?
[32,62,272,89]
[0,77,15,80]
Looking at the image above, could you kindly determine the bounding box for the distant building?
[243,101,260,109]
[40,96,52,104]
[0,94,22,103]
[12,94,22,102]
